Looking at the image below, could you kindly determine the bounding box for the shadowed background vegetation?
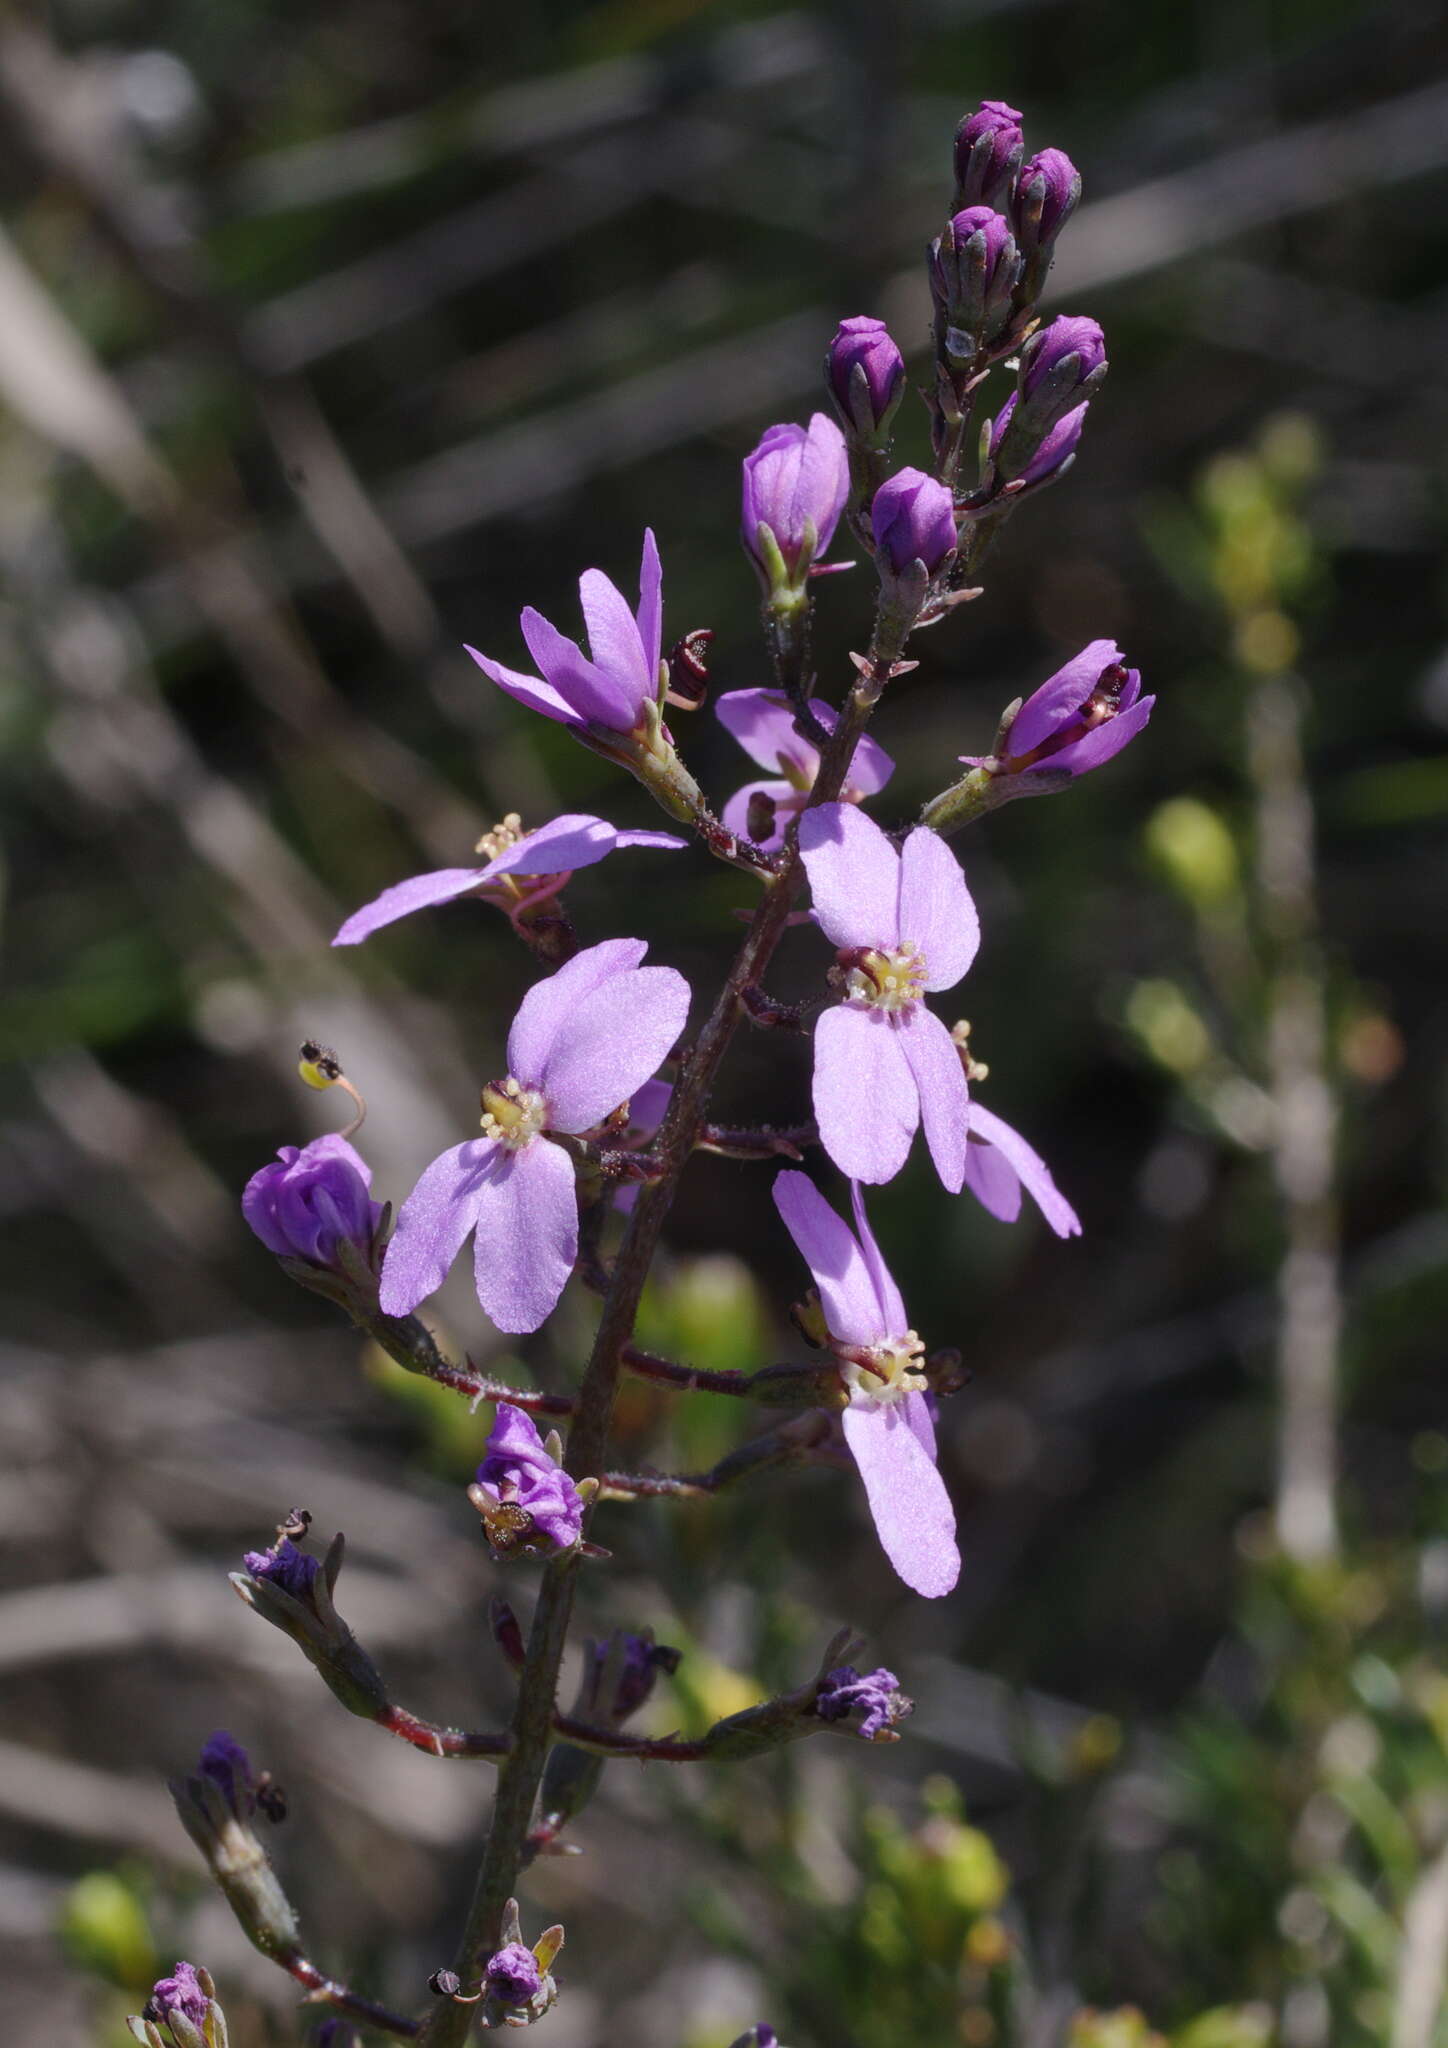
[2,0,1447,2043]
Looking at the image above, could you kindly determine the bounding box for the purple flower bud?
[1020,314,1107,405]
[485,1943,543,2006]
[470,1402,584,1557]
[871,469,957,578]
[741,415,849,591]
[197,1730,256,1819]
[928,206,1021,358]
[1012,147,1081,261]
[953,99,1024,210]
[826,316,905,445]
[242,1535,320,1600]
[242,1134,381,1270]
[144,1963,211,2031]
[989,392,1087,487]
[815,1665,909,1741]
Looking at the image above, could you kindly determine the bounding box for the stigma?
[832,943,927,1014]
[480,1076,548,1149]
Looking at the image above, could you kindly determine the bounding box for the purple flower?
[870,469,957,580]
[741,416,849,588]
[468,531,663,734]
[964,1101,1081,1237]
[380,939,689,1333]
[953,99,1024,210]
[145,1963,211,2030]
[485,1942,543,2006]
[472,1402,584,1555]
[1012,146,1082,258]
[965,640,1154,779]
[816,1664,908,1739]
[242,1536,319,1599]
[197,1731,256,1818]
[774,1171,959,1597]
[242,1134,381,1268]
[826,316,905,443]
[989,391,1087,488]
[715,688,893,854]
[929,206,1021,354]
[333,813,686,946]
[799,805,977,1190]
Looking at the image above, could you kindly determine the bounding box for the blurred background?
[2,0,1447,2043]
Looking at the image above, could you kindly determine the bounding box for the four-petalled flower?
[799,804,977,1190]
[380,939,689,1332]
[715,688,893,854]
[774,1170,959,1597]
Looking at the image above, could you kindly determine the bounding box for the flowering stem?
[621,1343,831,1405]
[600,1410,834,1499]
[359,1307,575,1416]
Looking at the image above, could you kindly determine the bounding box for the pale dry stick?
[1248,674,1342,1565]
[417,617,913,2047]
[1390,1834,1448,2048]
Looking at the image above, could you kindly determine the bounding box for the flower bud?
[825,316,905,447]
[242,1135,381,1274]
[1012,147,1081,275]
[952,99,1024,210]
[169,1741,301,1966]
[871,469,957,579]
[928,206,1021,362]
[129,1963,229,2048]
[994,315,1106,478]
[741,415,849,596]
[989,391,1087,488]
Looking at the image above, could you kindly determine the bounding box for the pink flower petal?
[519,606,634,730]
[897,829,979,990]
[849,1181,907,1334]
[577,568,648,706]
[847,726,895,797]
[535,961,690,1133]
[962,1134,1022,1221]
[478,815,685,877]
[715,689,818,776]
[379,1139,495,1315]
[799,804,901,950]
[334,868,495,946]
[1008,638,1123,756]
[772,1170,886,1347]
[471,1136,578,1333]
[966,1102,1081,1237]
[842,1401,959,1597]
[798,413,850,555]
[813,1004,918,1184]
[897,1006,969,1193]
[507,938,648,1087]
[467,646,584,730]
[636,528,663,685]
[721,778,798,850]
[903,1387,937,1461]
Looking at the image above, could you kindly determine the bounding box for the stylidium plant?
[159,94,1162,2045]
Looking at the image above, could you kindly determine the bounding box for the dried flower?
[380,939,689,1333]
[242,1136,381,1270]
[145,1964,211,2032]
[469,1403,584,1556]
[815,1663,911,1739]
[800,804,977,1189]
[775,1171,959,1597]
[716,688,892,853]
[486,1943,542,2005]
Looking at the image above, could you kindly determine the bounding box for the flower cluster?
[226,88,1157,2046]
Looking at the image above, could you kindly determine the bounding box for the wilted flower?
[966,640,1154,781]
[741,415,850,592]
[816,1663,911,1739]
[477,1902,562,2027]
[486,1944,542,2005]
[242,1136,381,1271]
[242,1535,319,1600]
[145,1964,211,2031]
[826,316,906,445]
[333,813,685,946]
[469,1403,584,1556]
[380,939,689,1333]
[870,469,957,580]
[953,98,1024,210]
[195,1732,256,1819]
[715,688,893,853]
[775,1171,958,1597]
[799,804,977,1189]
